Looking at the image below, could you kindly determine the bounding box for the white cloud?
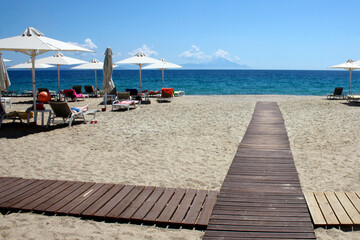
[128,44,158,57]
[68,38,98,50]
[179,45,209,60]
[213,49,231,61]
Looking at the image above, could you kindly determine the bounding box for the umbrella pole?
[139,64,142,93]
[162,69,165,88]
[57,65,60,93]
[349,69,352,94]
[31,51,37,125]
[95,69,97,90]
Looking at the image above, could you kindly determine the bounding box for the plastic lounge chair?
[0,102,33,128]
[327,87,344,100]
[72,85,83,94]
[63,89,86,102]
[84,85,99,97]
[48,101,97,127]
[347,94,360,102]
[157,88,174,102]
[112,92,140,111]
[125,88,140,100]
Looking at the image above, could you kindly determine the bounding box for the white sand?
[0,95,359,239]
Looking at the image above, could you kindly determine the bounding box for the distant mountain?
[181,58,250,69]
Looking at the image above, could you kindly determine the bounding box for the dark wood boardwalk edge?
[0,177,218,230]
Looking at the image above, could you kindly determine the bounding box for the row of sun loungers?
[327,87,360,102]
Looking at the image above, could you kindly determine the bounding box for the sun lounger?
[327,87,345,100]
[84,85,99,97]
[347,94,360,102]
[63,89,86,102]
[157,88,174,102]
[72,85,83,94]
[48,101,97,127]
[174,90,185,97]
[0,101,33,128]
[111,92,140,111]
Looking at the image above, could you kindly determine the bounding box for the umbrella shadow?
[0,121,83,139]
[341,101,360,107]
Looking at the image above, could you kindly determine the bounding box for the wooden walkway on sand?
[204,102,316,239]
[0,177,218,229]
[304,192,360,229]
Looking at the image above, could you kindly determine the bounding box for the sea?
[5,69,360,96]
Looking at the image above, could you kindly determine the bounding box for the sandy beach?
[0,95,359,239]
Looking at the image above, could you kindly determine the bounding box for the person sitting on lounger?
[71,104,89,113]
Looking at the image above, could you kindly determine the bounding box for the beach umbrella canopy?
[116,52,160,92]
[3,58,11,62]
[71,58,108,90]
[330,59,360,94]
[0,52,11,106]
[0,27,93,124]
[37,52,86,92]
[9,59,54,69]
[143,58,182,88]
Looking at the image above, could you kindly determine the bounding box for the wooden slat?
[347,192,360,213]
[325,192,353,225]
[303,192,326,225]
[0,177,217,228]
[204,102,316,239]
[337,192,360,224]
[314,192,339,225]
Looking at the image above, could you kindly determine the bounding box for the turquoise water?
[6,69,360,95]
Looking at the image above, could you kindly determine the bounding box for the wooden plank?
[42,182,93,213]
[143,188,176,222]
[0,177,25,193]
[156,188,187,223]
[182,190,207,225]
[170,189,197,224]
[196,191,220,226]
[105,185,144,219]
[11,181,67,210]
[325,192,353,225]
[338,192,360,224]
[82,184,124,217]
[119,186,155,219]
[93,185,134,217]
[0,178,38,199]
[348,192,360,213]
[131,187,165,221]
[314,192,339,225]
[34,181,84,212]
[303,192,327,225]
[69,184,114,216]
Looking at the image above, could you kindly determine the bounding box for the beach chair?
[63,89,86,102]
[84,85,99,97]
[111,92,140,111]
[48,101,97,127]
[157,88,174,102]
[347,94,360,103]
[0,101,33,128]
[327,87,345,100]
[72,85,83,94]
[125,88,140,100]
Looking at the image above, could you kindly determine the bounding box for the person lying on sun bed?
[71,104,89,113]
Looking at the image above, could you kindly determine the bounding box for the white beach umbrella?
[0,27,93,124]
[9,59,55,69]
[330,59,360,94]
[37,52,86,92]
[116,52,160,92]
[143,58,182,88]
[71,58,105,90]
[102,48,115,108]
[0,52,11,105]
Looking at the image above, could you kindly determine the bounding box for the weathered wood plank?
[314,192,339,225]
[303,192,326,225]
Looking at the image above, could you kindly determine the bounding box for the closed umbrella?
[102,48,115,108]
[116,52,159,93]
[143,58,182,88]
[0,27,93,124]
[330,59,360,94]
[0,52,11,105]
[37,52,86,92]
[71,58,105,90]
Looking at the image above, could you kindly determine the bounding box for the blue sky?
[1,0,360,69]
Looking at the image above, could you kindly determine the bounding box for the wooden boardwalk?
[204,102,316,239]
[304,192,360,228]
[0,177,218,228]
